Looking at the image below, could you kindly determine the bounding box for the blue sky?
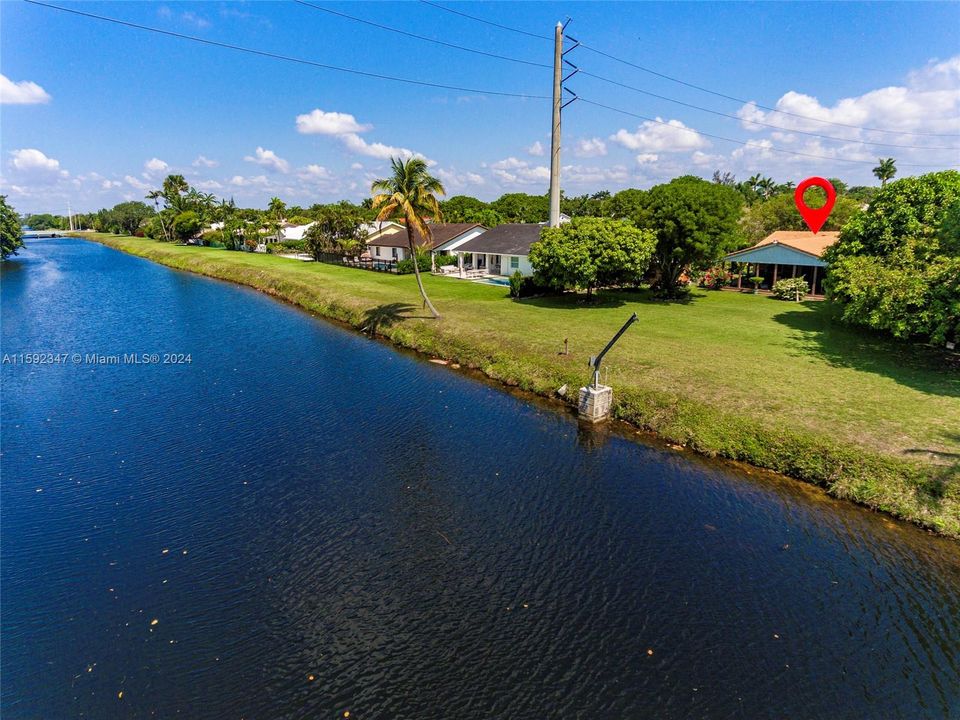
[2,1,958,213]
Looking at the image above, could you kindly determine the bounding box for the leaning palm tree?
[873,158,897,187]
[370,157,446,318]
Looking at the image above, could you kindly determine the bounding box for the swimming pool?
[475,277,511,287]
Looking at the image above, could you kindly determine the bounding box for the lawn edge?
[76,234,959,538]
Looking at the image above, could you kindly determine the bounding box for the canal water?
[2,238,959,719]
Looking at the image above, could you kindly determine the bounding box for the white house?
[450,224,542,277]
[278,221,315,242]
[367,223,486,263]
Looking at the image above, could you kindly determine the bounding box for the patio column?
[772,264,778,286]
[792,264,797,278]
[812,266,818,295]
[458,252,464,277]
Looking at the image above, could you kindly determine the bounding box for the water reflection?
[1,239,958,719]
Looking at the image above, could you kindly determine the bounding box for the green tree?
[1,196,24,260]
[603,188,646,223]
[938,200,960,256]
[172,211,202,242]
[825,170,960,262]
[22,213,64,230]
[872,158,897,187]
[489,192,549,223]
[304,204,367,260]
[109,201,154,235]
[530,217,656,296]
[636,176,744,293]
[370,157,446,317]
[441,195,488,222]
[825,171,960,345]
[827,178,849,196]
[739,192,862,244]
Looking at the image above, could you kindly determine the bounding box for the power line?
[577,42,959,139]
[419,0,960,139]
[307,0,956,151]
[578,98,958,168]
[578,71,959,151]
[23,0,550,100]
[419,0,552,41]
[294,1,550,70]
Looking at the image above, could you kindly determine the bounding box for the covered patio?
[724,231,839,296]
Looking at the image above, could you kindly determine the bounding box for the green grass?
[77,233,960,536]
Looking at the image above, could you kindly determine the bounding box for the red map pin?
[794,177,836,234]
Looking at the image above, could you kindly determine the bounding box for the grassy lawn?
[77,234,960,536]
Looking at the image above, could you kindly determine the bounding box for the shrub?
[772,277,809,301]
[172,211,201,242]
[396,252,431,275]
[266,239,307,254]
[509,270,523,298]
[434,253,458,266]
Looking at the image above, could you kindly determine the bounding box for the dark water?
[2,239,959,719]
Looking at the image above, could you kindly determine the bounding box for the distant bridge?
[20,229,68,239]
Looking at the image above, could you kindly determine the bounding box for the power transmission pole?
[549,21,563,227]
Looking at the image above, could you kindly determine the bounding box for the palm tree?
[756,176,777,200]
[873,158,897,187]
[162,174,189,212]
[370,157,446,318]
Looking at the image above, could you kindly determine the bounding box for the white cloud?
[296,109,372,136]
[634,153,659,165]
[0,74,51,105]
[527,141,545,157]
[244,147,290,174]
[124,175,151,190]
[294,107,429,163]
[8,148,68,186]
[192,155,219,168]
[340,133,423,161]
[490,157,550,185]
[144,157,168,173]
[10,148,62,175]
[230,175,269,187]
[562,164,630,184]
[180,11,210,28]
[610,118,709,153]
[299,164,333,180]
[436,167,486,190]
[101,179,121,189]
[574,138,607,158]
[736,54,960,142]
[194,179,223,190]
[350,162,363,170]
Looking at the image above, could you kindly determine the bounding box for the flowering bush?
[772,277,809,301]
[701,266,731,290]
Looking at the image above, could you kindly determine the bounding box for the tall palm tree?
[873,158,897,187]
[371,157,446,318]
[161,174,189,212]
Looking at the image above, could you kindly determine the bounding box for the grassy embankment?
[78,233,959,536]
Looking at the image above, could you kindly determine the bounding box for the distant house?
[278,221,315,242]
[368,223,485,263]
[723,230,839,295]
[450,223,543,277]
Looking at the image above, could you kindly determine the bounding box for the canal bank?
[76,233,958,537]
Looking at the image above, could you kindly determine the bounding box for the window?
[510,256,519,269]
[391,247,399,259]
[374,246,381,257]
